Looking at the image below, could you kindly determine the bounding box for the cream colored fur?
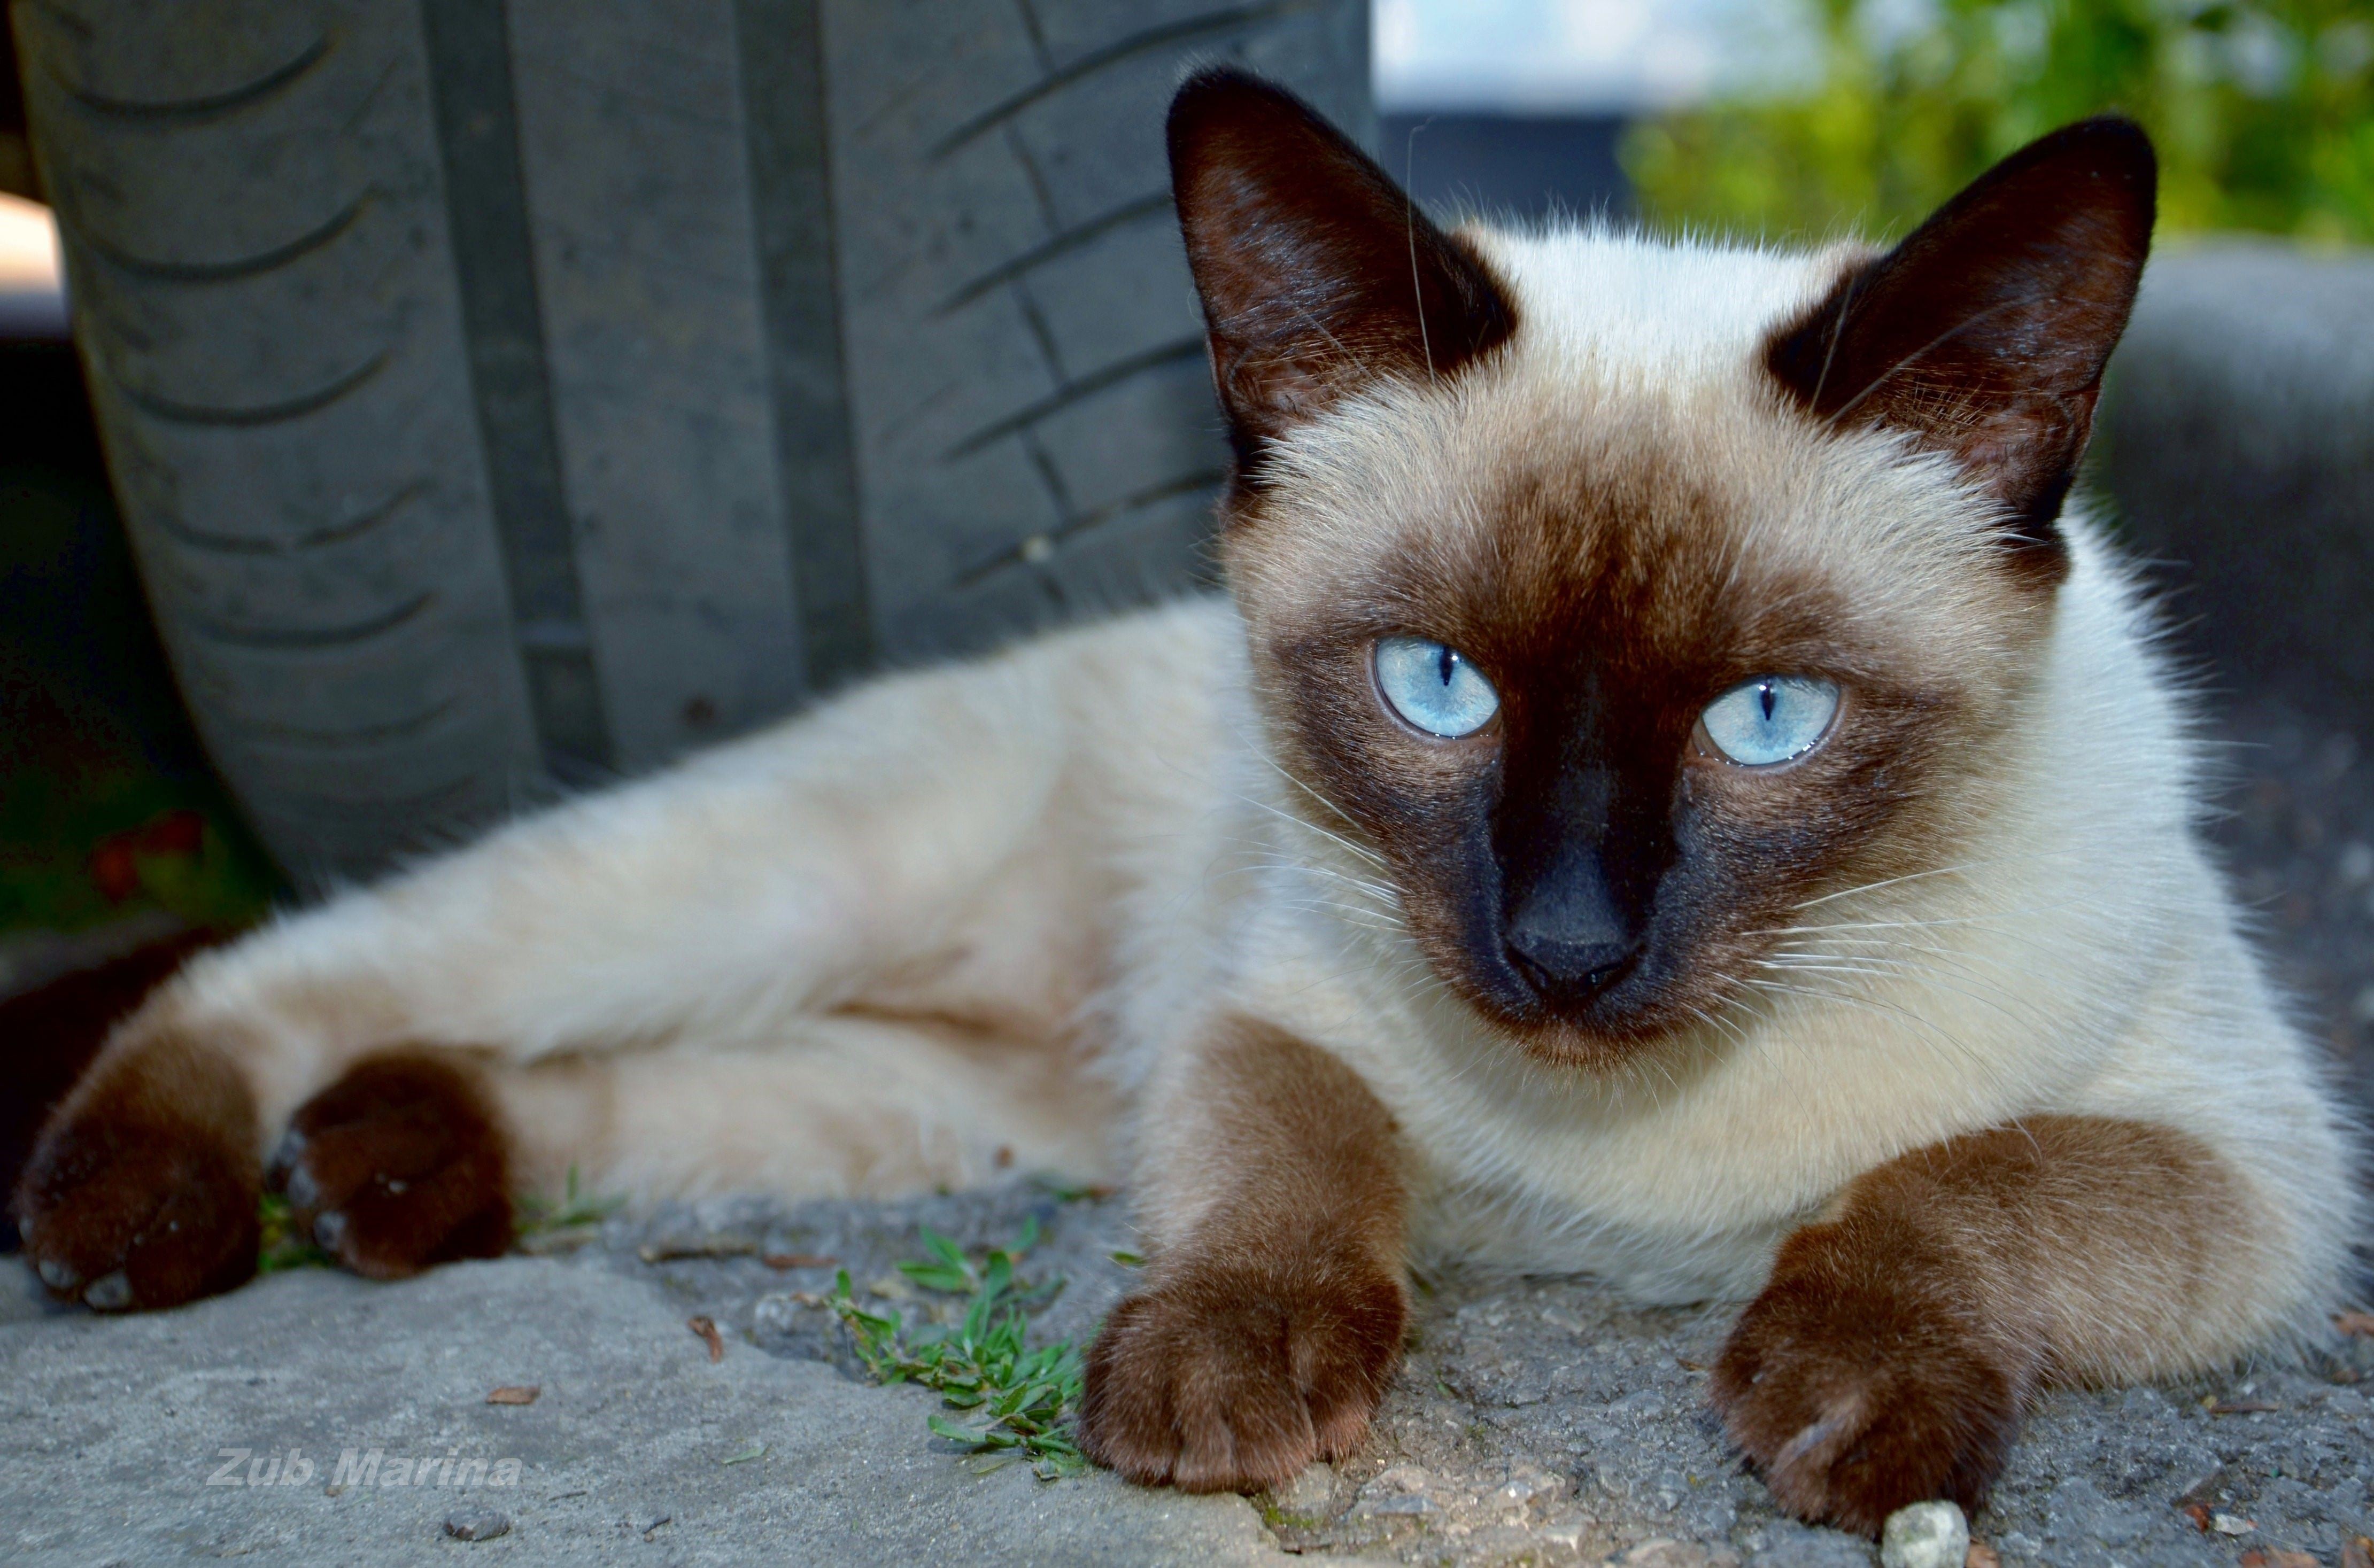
[111,226,2355,1377]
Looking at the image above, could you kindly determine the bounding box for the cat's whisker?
[1227,720,1377,840]
[1280,899,1406,934]
[1789,855,2077,912]
[1765,930,2092,1002]
[1740,979,1991,1080]
[1746,898,2125,940]
[1224,789,1390,870]
[1204,864,1402,917]
[1211,847,1403,905]
[1742,966,1998,1059]
[1754,950,2053,1032]
[1758,937,2061,979]
[1681,1001,1754,1054]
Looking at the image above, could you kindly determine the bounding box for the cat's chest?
[1199,905,2071,1299]
[1384,1049,1824,1298]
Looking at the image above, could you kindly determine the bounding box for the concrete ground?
[4,689,2370,1567]
[4,1178,2369,1568]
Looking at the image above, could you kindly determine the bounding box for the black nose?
[1503,825,1646,1005]
[1504,927,1642,1003]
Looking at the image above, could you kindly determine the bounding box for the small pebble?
[1881,1500,1970,1568]
[1271,1461,1335,1518]
[751,1293,808,1337]
[1349,1492,1434,1517]
[444,1509,511,1542]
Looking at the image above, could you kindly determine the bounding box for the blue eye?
[1699,676,1839,766]
[1375,637,1500,738]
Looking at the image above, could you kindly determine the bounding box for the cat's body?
[16,74,2357,1534]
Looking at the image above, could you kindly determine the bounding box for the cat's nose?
[1503,831,1645,1004]
[1504,927,1641,1003]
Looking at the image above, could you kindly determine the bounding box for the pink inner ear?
[1166,69,1516,472]
[1765,117,2156,548]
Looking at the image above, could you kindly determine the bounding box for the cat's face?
[1169,73,2153,1066]
[1226,368,2043,1061]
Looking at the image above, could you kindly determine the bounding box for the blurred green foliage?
[1623,0,2374,244]
[0,459,280,938]
[0,762,277,935]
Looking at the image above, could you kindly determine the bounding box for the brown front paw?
[1078,1250,1405,1493]
[270,1051,512,1279]
[13,1031,260,1311]
[1710,1223,2028,1536]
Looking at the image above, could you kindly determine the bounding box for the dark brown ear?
[1167,69,1517,478]
[1767,117,2156,565]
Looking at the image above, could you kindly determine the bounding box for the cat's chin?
[1462,991,1717,1075]
[1409,913,1731,1070]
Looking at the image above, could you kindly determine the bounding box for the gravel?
[352,1156,2367,1568]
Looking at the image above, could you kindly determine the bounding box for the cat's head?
[1169,71,2154,1067]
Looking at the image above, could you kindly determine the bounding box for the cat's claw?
[83,1270,134,1310]
[268,1128,308,1192]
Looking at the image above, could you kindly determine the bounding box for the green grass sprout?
[514,1165,627,1242]
[256,1191,334,1274]
[830,1220,1086,1479]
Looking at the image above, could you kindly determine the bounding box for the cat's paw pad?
[13,1034,261,1312]
[270,1051,512,1280]
[1709,1231,2023,1536]
[1077,1252,1405,1493]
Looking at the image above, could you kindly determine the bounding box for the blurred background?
[2,0,2370,1114]
[1379,0,2373,240]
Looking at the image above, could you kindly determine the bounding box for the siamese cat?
[15,71,2355,1534]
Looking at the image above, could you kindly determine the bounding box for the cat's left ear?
[1767,118,2156,562]
[1167,69,1517,477]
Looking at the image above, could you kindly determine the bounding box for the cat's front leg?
[1079,1020,1408,1492]
[14,1004,512,1312]
[1711,1116,2285,1535]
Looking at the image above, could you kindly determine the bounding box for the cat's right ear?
[1166,69,1517,477]
[1765,117,2156,567]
